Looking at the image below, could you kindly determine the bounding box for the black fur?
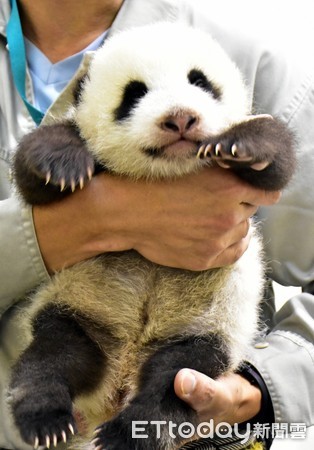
[188,69,222,99]
[8,305,107,447]
[114,80,149,121]
[73,74,89,106]
[9,299,228,450]
[87,335,229,450]
[13,122,95,204]
[200,115,296,191]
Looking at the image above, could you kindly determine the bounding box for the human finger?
[174,369,230,422]
[208,220,251,269]
[242,188,281,207]
[214,236,250,268]
[174,369,262,425]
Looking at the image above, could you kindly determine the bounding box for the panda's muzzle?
[143,111,203,159]
[160,113,198,134]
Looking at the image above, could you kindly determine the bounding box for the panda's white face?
[75,22,250,179]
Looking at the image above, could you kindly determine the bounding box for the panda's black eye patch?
[188,69,221,100]
[114,80,148,121]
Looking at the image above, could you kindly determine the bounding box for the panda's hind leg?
[8,304,107,448]
[93,334,230,450]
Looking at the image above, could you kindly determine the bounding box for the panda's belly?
[27,244,263,433]
[50,251,239,341]
[30,246,262,348]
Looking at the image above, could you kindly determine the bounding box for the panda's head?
[75,22,250,179]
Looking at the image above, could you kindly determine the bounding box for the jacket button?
[254,341,269,349]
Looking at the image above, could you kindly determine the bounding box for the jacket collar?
[109,0,178,35]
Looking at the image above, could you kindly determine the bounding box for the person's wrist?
[32,174,136,273]
[232,373,262,423]
[208,373,262,425]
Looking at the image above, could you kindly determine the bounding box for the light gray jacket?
[1,0,314,448]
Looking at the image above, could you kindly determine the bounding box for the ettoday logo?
[132,420,251,444]
[132,420,307,443]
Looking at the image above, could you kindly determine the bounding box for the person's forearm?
[33,168,280,274]
[33,174,133,273]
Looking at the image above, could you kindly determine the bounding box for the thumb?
[174,369,262,425]
[174,369,222,416]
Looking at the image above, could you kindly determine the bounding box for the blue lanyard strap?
[6,0,44,125]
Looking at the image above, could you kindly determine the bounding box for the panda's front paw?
[14,122,95,201]
[14,409,77,448]
[198,114,274,171]
[26,136,95,193]
[197,139,270,171]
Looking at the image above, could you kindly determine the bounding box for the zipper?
[179,433,260,449]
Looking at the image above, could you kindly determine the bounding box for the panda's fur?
[9,23,295,450]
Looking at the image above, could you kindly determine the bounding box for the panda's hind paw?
[15,411,77,449]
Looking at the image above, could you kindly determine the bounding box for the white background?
[193,0,312,55]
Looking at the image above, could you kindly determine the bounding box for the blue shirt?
[24,30,108,113]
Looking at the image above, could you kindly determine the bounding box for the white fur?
[75,22,250,179]
[13,22,265,445]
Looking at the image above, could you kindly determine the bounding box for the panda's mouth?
[145,139,200,159]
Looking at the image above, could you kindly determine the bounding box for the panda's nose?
[161,114,198,133]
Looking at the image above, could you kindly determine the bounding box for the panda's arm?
[199,115,296,191]
[13,122,97,205]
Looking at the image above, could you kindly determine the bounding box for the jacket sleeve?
[257,68,314,289]
[0,197,49,314]
[247,54,314,429]
[247,293,314,427]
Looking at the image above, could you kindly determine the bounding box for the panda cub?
[10,22,295,450]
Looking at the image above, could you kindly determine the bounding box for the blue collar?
[6,0,44,125]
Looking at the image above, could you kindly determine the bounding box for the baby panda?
[9,22,295,450]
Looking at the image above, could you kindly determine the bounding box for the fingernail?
[181,370,196,396]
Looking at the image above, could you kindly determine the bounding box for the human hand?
[33,166,280,273]
[129,166,280,271]
[174,369,262,425]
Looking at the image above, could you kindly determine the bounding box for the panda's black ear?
[73,74,89,106]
